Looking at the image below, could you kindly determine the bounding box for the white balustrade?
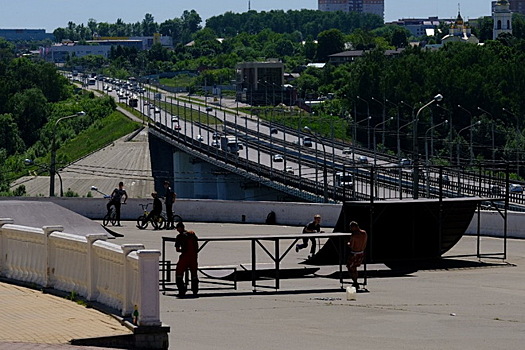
[0,219,161,325]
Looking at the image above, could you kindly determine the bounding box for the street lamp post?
[356,96,371,149]
[477,107,495,164]
[502,107,520,176]
[353,116,371,163]
[371,97,386,145]
[373,117,393,166]
[458,105,474,164]
[412,94,443,199]
[50,111,86,197]
[425,120,448,166]
[304,126,328,203]
[385,99,401,158]
[457,121,481,165]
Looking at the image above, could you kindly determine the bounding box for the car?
[149,104,155,109]
[400,158,412,167]
[206,106,213,112]
[303,137,313,147]
[490,185,503,195]
[270,127,278,134]
[273,154,284,162]
[173,123,181,131]
[154,107,161,114]
[285,166,294,174]
[358,156,368,164]
[342,147,352,155]
[509,184,524,193]
[211,140,220,148]
[171,115,179,122]
[439,174,450,185]
[212,132,220,140]
[196,135,204,141]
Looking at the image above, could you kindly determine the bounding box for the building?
[509,0,525,15]
[236,60,295,105]
[41,35,173,63]
[318,0,384,19]
[389,17,442,37]
[41,43,113,63]
[0,29,53,41]
[441,11,480,44]
[493,0,513,39]
[328,49,404,65]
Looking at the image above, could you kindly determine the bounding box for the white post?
[137,250,161,326]
[86,234,107,301]
[42,225,63,288]
[122,244,145,316]
[0,219,15,275]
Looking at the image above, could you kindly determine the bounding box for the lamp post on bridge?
[477,107,495,164]
[371,97,386,146]
[304,126,328,203]
[50,111,86,197]
[457,105,474,164]
[412,94,443,199]
[356,96,371,149]
[457,121,482,166]
[373,117,393,167]
[353,116,371,164]
[502,107,520,177]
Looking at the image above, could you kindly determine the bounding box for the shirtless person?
[347,221,367,289]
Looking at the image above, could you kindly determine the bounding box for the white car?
[196,135,204,141]
[285,166,294,174]
[273,154,284,162]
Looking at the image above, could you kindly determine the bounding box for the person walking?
[346,221,367,290]
[296,214,324,258]
[163,181,176,229]
[174,222,199,297]
[107,181,127,226]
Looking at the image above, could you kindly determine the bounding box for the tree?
[316,29,345,62]
[0,113,25,155]
[142,13,158,36]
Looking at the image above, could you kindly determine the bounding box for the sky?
[0,0,493,32]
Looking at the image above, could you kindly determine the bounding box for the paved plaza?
[1,220,525,349]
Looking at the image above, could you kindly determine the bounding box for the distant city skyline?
[0,0,492,32]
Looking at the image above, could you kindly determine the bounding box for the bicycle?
[137,203,167,230]
[103,205,117,227]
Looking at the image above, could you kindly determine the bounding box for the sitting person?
[137,192,162,228]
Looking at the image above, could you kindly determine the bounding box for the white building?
[493,0,513,39]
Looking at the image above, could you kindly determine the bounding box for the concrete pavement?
[2,220,525,349]
[0,281,131,349]
[108,221,525,350]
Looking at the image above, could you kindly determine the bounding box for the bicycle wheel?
[152,215,165,230]
[136,215,148,229]
[103,213,111,227]
[110,211,117,226]
[173,215,183,225]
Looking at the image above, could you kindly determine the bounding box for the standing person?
[296,214,324,258]
[107,181,127,226]
[163,181,176,229]
[174,222,199,297]
[347,221,368,290]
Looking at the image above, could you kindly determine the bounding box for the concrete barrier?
[1,197,523,238]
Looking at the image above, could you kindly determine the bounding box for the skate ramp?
[0,200,107,236]
[305,198,480,266]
